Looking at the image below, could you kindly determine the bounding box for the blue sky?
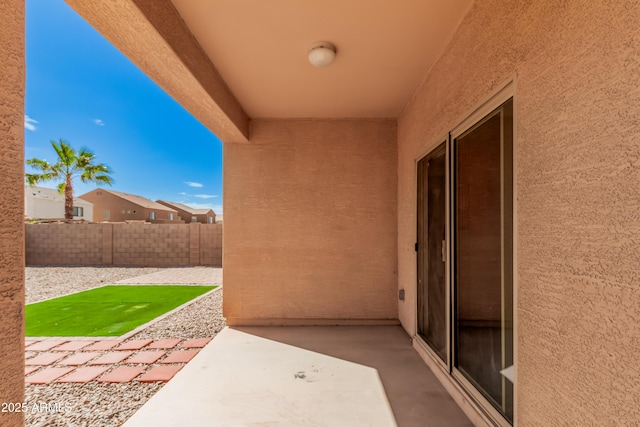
[24,0,223,214]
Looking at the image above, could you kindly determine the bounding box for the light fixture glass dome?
[308,42,336,67]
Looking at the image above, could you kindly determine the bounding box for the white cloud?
[24,115,38,131]
[194,194,218,199]
[184,181,204,188]
[93,119,105,126]
[179,192,188,196]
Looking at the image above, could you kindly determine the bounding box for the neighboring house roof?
[25,185,93,207]
[83,189,177,212]
[157,200,215,215]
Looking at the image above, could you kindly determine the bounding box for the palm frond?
[25,139,114,202]
[50,163,64,175]
[56,182,66,195]
[25,173,54,186]
[26,158,54,172]
[76,147,96,169]
[25,171,60,185]
[50,140,65,162]
[51,139,76,167]
[80,163,114,184]
[93,174,114,186]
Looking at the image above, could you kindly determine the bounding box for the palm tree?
[26,139,114,221]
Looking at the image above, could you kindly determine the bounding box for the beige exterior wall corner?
[224,119,398,322]
[64,0,250,143]
[397,0,640,424]
[0,0,25,425]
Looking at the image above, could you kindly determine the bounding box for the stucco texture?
[0,0,25,425]
[397,0,640,425]
[224,119,398,324]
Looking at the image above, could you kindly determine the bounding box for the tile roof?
[88,190,178,212]
[156,200,214,215]
[25,185,93,206]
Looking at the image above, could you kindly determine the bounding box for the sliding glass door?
[416,96,513,424]
[453,99,513,421]
[417,142,447,363]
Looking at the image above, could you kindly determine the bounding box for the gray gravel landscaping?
[132,289,224,339]
[25,383,164,427]
[26,267,164,304]
[24,266,225,427]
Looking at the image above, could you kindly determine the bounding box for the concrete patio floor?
[123,326,472,427]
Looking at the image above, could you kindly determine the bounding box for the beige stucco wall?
[0,0,25,425]
[79,190,178,223]
[398,0,640,424]
[25,187,94,221]
[224,119,398,324]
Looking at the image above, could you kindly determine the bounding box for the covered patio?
[123,326,473,427]
[2,1,639,426]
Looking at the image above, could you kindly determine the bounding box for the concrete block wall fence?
[25,223,222,267]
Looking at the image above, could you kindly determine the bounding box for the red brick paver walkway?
[161,350,198,364]
[25,367,39,376]
[148,338,181,349]
[26,340,66,351]
[24,338,212,385]
[116,339,153,351]
[26,352,67,366]
[26,367,74,384]
[138,365,182,382]
[58,366,109,383]
[53,341,92,351]
[181,338,212,348]
[99,366,147,383]
[59,352,100,366]
[127,350,166,364]
[83,340,122,351]
[89,351,134,365]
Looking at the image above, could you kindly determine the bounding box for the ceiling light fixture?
[308,42,336,68]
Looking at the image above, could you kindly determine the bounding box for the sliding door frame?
[414,79,517,427]
[414,136,451,373]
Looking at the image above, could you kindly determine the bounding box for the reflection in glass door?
[417,142,447,363]
[453,99,513,421]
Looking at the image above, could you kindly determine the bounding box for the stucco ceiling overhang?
[66,0,473,141]
[170,0,474,119]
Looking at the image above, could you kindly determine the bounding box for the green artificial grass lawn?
[26,285,216,337]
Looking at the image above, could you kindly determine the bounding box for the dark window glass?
[454,99,513,421]
[417,143,447,362]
